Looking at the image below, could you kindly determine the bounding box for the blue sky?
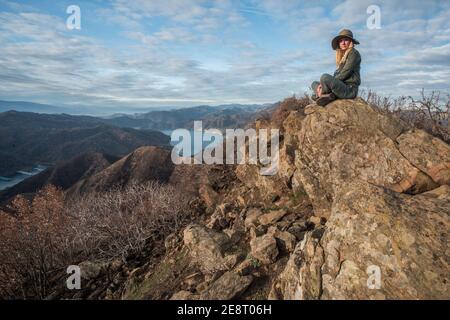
[0,0,449,111]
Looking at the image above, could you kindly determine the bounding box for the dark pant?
[311,73,358,99]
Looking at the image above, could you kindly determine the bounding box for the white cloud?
[0,1,448,110]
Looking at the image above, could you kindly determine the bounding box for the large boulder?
[183,224,232,274]
[250,232,279,265]
[292,98,449,218]
[258,209,288,226]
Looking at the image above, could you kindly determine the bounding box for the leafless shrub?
[360,89,408,113]
[66,181,191,260]
[270,94,311,128]
[407,89,449,142]
[0,185,71,299]
[360,89,449,143]
[0,181,192,299]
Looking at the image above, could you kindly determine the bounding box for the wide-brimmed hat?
[331,29,360,50]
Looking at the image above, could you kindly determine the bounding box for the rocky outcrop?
[271,98,450,299]
[164,97,450,300]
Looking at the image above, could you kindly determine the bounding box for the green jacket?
[333,48,361,86]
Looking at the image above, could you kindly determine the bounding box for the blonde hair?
[335,40,354,67]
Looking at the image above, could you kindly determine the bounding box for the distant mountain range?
[0,100,83,114]
[0,100,183,115]
[0,100,272,117]
[103,104,272,130]
[0,100,274,131]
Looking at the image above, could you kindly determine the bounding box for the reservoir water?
[0,165,47,191]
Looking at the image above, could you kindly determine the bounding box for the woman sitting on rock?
[311,29,361,106]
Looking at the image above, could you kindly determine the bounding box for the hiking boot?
[316,93,336,106]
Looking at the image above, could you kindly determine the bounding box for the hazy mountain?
[103,104,274,129]
[0,100,272,117]
[0,111,170,177]
[0,100,74,114]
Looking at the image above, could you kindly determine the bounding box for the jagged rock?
[183,224,231,274]
[396,128,450,185]
[421,185,450,200]
[207,210,230,230]
[235,164,286,203]
[199,271,253,300]
[317,181,449,299]
[72,97,449,301]
[287,225,307,241]
[267,226,297,253]
[199,185,219,208]
[273,181,450,300]
[244,208,263,230]
[269,232,324,300]
[278,109,307,188]
[293,98,448,218]
[258,209,288,226]
[235,259,257,276]
[308,216,321,226]
[207,203,235,230]
[170,290,199,300]
[182,272,204,291]
[304,104,322,115]
[223,219,246,247]
[78,261,110,280]
[250,233,279,264]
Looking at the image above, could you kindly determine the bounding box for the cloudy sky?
[0,0,449,111]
